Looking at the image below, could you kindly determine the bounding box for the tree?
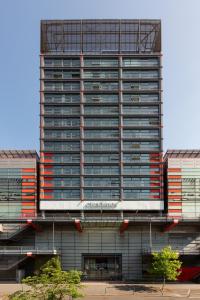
[9,257,83,300]
[149,246,182,295]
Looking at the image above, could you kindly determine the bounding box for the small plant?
[9,257,83,300]
[149,246,182,295]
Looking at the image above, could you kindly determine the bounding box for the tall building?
[164,150,200,218]
[40,19,163,213]
[3,19,200,283]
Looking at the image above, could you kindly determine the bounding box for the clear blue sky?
[1,0,200,152]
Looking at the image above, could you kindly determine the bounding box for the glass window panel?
[84,106,118,115]
[43,142,80,151]
[84,58,118,67]
[84,82,118,91]
[84,94,118,103]
[84,130,119,138]
[123,118,159,127]
[84,118,119,127]
[44,118,80,127]
[84,154,119,163]
[123,58,159,67]
[84,142,119,151]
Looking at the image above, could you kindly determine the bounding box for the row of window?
[44,81,159,91]
[44,94,159,103]
[44,58,159,67]
[42,153,160,163]
[43,117,159,127]
[44,70,159,80]
[43,129,159,139]
[43,106,159,115]
[43,141,160,151]
[43,177,160,187]
[42,165,160,175]
[43,189,160,200]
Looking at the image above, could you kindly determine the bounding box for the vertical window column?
[80,54,84,201]
[119,56,123,201]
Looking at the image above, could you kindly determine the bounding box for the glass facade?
[0,151,38,217]
[40,20,163,210]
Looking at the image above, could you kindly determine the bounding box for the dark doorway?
[82,254,122,280]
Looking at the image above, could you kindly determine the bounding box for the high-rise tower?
[40,19,163,213]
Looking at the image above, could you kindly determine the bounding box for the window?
[122,70,158,79]
[123,141,160,151]
[84,118,119,127]
[43,142,80,151]
[44,106,80,115]
[123,106,159,115]
[84,58,118,67]
[84,82,118,91]
[44,130,80,139]
[52,154,80,163]
[84,189,120,200]
[123,118,159,127]
[122,58,158,67]
[84,154,119,163]
[84,94,118,103]
[84,177,120,187]
[84,130,118,138]
[84,106,118,115]
[123,129,159,138]
[44,118,80,127]
[122,94,159,103]
[84,166,119,175]
[83,71,118,79]
[84,142,119,151]
[44,94,80,104]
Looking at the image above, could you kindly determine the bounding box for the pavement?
[1,282,200,299]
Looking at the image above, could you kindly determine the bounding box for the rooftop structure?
[41,19,161,54]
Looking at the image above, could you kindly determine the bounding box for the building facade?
[164,150,200,218]
[1,19,200,283]
[40,19,163,212]
[0,150,38,218]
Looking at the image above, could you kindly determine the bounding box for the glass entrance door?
[83,254,122,280]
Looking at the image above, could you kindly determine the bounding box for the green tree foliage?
[149,246,182,294]
[9,257,83,300]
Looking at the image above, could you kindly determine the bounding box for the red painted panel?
[22,175,35,179]
[22,202,35,206]
[168,202,182,206]
[22,195,35,200]
[42,195,53,199]
[168,182,182,186]
[178,267,200,281]
[168,175,181,179]
[168,209,182,213]
[44,159,53,163]
[22,189,35,193]
[168,195,181,200]
[168,189,182,193]
[22,182,35,186]
[22,168,36,173]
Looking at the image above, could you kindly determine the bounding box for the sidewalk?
[1,282,200,299]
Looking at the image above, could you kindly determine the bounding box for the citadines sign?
[40,201,164,211]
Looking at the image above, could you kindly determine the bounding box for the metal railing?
[0,213,200,223]
[0,246,59,255]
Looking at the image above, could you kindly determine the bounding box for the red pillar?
[74,219,82,233]
[120,220,129,234]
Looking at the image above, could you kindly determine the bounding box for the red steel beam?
[120,219,129,234]
[163,219,179,233]
[27,219,42,232]
[74,219,82,233]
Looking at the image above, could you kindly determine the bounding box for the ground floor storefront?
[1,221,200,282]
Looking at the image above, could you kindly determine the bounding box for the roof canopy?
[41,19,161,54]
